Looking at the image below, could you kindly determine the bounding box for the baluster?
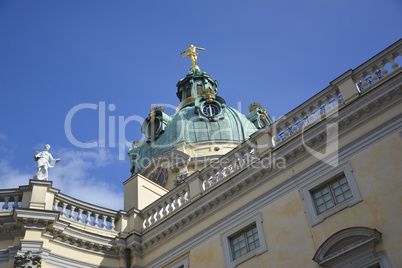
[94,214,100,228]
[2,197,9,210]
[102,215,108,229]
[380,61,389,77]
[204,173,212,189]
[181,190,189,203]
[211,171,218,185]
[155,205,162,221]
[61,203,68,217]
[110,217,115,231]
[311,109,318,120]
[231,158,238,172]
[287,125,293,135]
[371,68,379,83]
[174,194,181,208]
[167,198,174,213]
[319,103,326,116]
[328,98,336,109]
[77,209,84,223]
[85,211,92,225]
[239,152,245,167]
[162,201,168,217]
[150,209,156,224]
[245,149,252,163]
[69,206,76,220]
[53,199,60,211]
[337,93,344,104]
[361,72,370,88]
[390,57,399,71]
[302,115,309,126]
[12,196,19,208]
[224,165,231,176]
[294,120,301,131]
[217,169,224,181]
[144,213,150,228]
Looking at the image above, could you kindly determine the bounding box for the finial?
[181,44,206,70]
[201,88,216,103]
[249,102,263,112]
[132,140,143,148]
[149,106,165,122]
[249,102,268,119]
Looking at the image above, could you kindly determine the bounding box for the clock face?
[202,104,220,116]
[149,167,168,187]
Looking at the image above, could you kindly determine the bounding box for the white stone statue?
[33,144,60,181]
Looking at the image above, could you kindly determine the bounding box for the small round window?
[202,103,220,116]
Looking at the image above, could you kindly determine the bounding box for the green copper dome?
[128,69,272,174]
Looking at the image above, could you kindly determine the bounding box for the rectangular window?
[300,162,362,226]
[185,87,191,98]
[312,176,352,214]
[230,225,260,260]
[196,84,203,95]
[221,213,267,268]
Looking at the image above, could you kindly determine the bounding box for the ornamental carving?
[201,88,215,103]
[14,251,42,268]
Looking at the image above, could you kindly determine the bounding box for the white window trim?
[300,161,362,226]
[220,212,267,268]
[167,255,189,268]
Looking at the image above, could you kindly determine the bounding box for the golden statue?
[181,44,206,70]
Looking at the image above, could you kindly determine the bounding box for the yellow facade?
[1,40,401,268]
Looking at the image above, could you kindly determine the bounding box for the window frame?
[311,175,353,215]
[300,161,362,226]
[220,212,267,268]
[166,255,189,268]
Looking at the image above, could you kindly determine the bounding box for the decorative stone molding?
[14,251,42,268]
[138,85,401,261]
[313,227,392,268]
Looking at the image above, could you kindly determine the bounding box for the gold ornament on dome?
[249,102,263,112]
[181,44,206,70]
[201,88,215,103]
[149,106,164,122]
[249,102,267,119]
[132,140,143,148]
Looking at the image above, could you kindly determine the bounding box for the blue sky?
[0,0,401,210]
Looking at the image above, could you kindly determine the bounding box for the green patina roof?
[128,69,272,174]
[129,105,258,173]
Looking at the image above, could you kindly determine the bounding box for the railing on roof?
[0,188,22,211]
[139,39,402,231]
[141,139,259,230]
[53,193,119,231]
[353,40,402,92]
[271,88,343,145]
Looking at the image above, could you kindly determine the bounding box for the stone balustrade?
[201,141,258,191]
[53,193,119,231]
[353,40,402,92]
[0,188,22,211]
[138,40,402,232]
[270,86,344,146]
[140,140,258,231]
[142,184,190,230]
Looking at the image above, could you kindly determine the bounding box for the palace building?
[0,40,401,268]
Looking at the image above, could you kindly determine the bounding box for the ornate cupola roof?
[128,45,273,189]
[176,69,219,107]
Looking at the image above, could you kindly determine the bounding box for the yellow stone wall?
[134,99,401,267]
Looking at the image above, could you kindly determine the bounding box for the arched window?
[313,227,392,268]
